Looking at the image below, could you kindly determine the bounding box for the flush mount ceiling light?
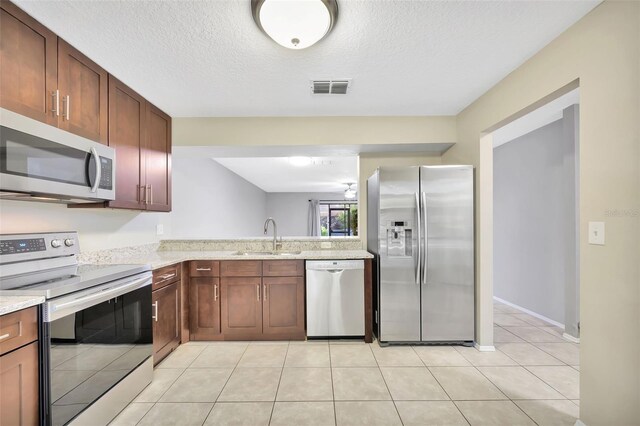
[344,183,356,199]
[251,0,338,50]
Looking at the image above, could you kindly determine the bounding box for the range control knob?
[64,239,75,247]
[51,239,62,248]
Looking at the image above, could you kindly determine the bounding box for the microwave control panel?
[99,157,113,190]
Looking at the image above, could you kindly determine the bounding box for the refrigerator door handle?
[415,192,421,285]
[422,191,428,285]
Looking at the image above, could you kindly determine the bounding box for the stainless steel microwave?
[0,108,115,203]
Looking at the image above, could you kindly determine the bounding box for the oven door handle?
[44,273,152,322]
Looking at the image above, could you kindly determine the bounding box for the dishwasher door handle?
[327,269,344,274]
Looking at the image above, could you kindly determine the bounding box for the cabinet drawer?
[190,260,220,277]
[263,260,304,277]
[220,261,262,277]
[0,307,38,356]
[153,263,181,290]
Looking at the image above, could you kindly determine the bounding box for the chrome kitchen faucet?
[263,217,280,252]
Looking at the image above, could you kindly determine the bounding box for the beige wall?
[445,2,640,424]
[173,116,456,146]
[357,153,442,246]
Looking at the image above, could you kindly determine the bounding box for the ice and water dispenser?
[386,220,413,257]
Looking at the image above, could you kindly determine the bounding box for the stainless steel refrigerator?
[367,166,475,344]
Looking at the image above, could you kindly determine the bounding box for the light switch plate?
[156,224,164,236]
[320,241,332,249]
[588,221,605,245]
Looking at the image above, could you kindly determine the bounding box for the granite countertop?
[0,295,45,316]
[87,249,373,270]
[0,244,372,314]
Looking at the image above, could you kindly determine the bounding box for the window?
[319,202,357,236]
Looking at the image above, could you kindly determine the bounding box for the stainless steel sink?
[233,250,302,256]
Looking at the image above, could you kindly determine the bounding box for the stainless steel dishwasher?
[306,260,365,338]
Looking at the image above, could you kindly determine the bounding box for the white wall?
[170,158,267,238]
[494,118,567,324]
[265,192,346,237]
[0,200,171,252]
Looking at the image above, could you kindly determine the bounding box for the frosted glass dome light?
[252,0,338,50]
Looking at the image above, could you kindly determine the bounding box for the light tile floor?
[111,301,579,425]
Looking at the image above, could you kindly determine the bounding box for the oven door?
[0,108,115,202]
[42,273,152,426]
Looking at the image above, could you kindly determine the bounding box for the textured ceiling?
[214,156,358,192]
[15,0,599,117]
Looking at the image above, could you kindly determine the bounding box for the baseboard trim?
[575,419,587,426]
[562,332,580,343]
[474,343,496,352]
[493,296,565,328]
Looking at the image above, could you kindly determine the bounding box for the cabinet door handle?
[214,284,218,301]
[263,284,267,301]
[62,95,70,121]
[256,284,260,301]
[141,185,147,204]
[0,333,11,341]
[148,185,153,204]
[152,302,158,322]
[158,273,176,281]
[196,268,211,271]
[51,90,60,116]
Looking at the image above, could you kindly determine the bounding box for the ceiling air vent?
[311,79,351,95]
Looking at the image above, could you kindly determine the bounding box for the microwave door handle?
[90,147,101,193]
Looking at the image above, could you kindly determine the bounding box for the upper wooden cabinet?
[105,76,171,211]
[57,39,108,144]
[145,104,172,212]
[108,76,146,210]
[0,3,108,143]
[0,1,57,125]
[1,1,172,211]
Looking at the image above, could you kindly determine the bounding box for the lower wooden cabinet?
[188,260,306,341]
[152,281,180,364]
[189,277,221,339]
[0,341,39,426]
[221,277,262,337]
[262,276,304,336]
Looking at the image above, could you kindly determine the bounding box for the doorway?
[490,88,580,344]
